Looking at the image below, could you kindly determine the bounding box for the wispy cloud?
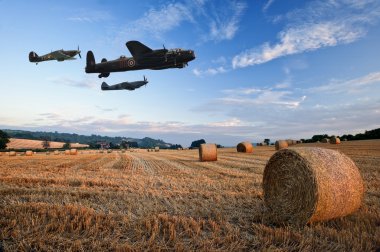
[193,66,227,77]
[309,70,380,93]
[67,10,112,23]
[233,0,380,68]
[96,106,117,112]
[262,0,275,12]
[47,76,99,89]
[119,1,246,42]
[126,3,194,39]
[207,1,247,41]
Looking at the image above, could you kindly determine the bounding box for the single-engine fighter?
[29,47,81,64]
[85,41,196,78]
[101,76,148,91]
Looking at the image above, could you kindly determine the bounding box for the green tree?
[63,142,70,149]
[41,136,51,149]
[0,130,10,149]
[190,139,206,148]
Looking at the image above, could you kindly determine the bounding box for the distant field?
[6,138,89,149]
[0,140,379,250]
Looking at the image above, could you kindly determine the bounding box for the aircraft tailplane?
[101,82,109,90]
[86,51,96,72]
[29,51,39,62]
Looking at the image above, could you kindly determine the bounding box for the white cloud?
[67,10,112,23]
[193,66,227,77]
[309,70,380,93]
[133,3,193,37]
[47,76,99,89]
[207,118,249,127]
[207,1,246,41]
[219,87,306,109]
[262,0,275,12]
[232,21,365,68]
[232,0,380,68]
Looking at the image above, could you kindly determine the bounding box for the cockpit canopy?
[168,48,183,54]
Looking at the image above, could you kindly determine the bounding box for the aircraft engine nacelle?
[176,63,186,69]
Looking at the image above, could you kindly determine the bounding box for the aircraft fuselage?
[85,44,195,78]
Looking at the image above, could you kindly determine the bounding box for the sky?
[0,0,379,147]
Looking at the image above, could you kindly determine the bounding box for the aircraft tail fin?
[85,51,96,72]
[126,41,152,60]
[101,82,109,90]
[29,51,39,62]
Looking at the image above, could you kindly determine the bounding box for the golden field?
[0,140,379,251]
[6,138,89,149]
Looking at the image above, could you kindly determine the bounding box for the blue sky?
[0,0,379,146]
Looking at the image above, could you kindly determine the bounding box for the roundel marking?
[128,59,135,67]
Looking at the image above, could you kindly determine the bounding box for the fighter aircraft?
[29,47,81,64]
[101,76,148,91]
[85,41,196,78]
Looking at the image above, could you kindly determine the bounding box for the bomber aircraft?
[101,76,148,91]
[85,41,196,78]
[29,47,81,64]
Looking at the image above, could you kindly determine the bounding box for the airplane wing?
[122,83,135,90]
[126,41,153,60]
[50,50,72,60]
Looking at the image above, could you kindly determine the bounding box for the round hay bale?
[155,147,160,152]
[263,147,364,225]
[199,143,217,162]
[9,151,16,156]
[285,139,293,146]
[237,142,253,153]
[25,151,33,156]
[330,136,341,144]
[107,150,112,153]
[275,140,288,151]
[70,149,78,155]
[54,150,60,155]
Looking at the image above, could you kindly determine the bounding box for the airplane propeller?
[78,45,82,59]
[143,75,148,87]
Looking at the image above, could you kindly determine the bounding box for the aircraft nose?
[189,50,196,60]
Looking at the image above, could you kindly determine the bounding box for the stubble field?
[0,140,379,251]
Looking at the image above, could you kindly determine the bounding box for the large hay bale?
[263,147,364,225]
[9,151,16,156]
[237,142,253,153]
[70,149,78,155]
[199,143,217,162]
[275,140,288,151]
[64,150,70,155]
[321,138,329,143]
[25,150,33,156]
[54,150,60,155]
[155,147,160,152]
[285,139,292,146]
[330,136,341,144]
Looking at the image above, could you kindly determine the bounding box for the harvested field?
[6,138,89,149]
[0,140,379,251]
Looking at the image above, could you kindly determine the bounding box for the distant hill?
[2,129,181,149]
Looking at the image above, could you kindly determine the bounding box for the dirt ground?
[0,140,379,251]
